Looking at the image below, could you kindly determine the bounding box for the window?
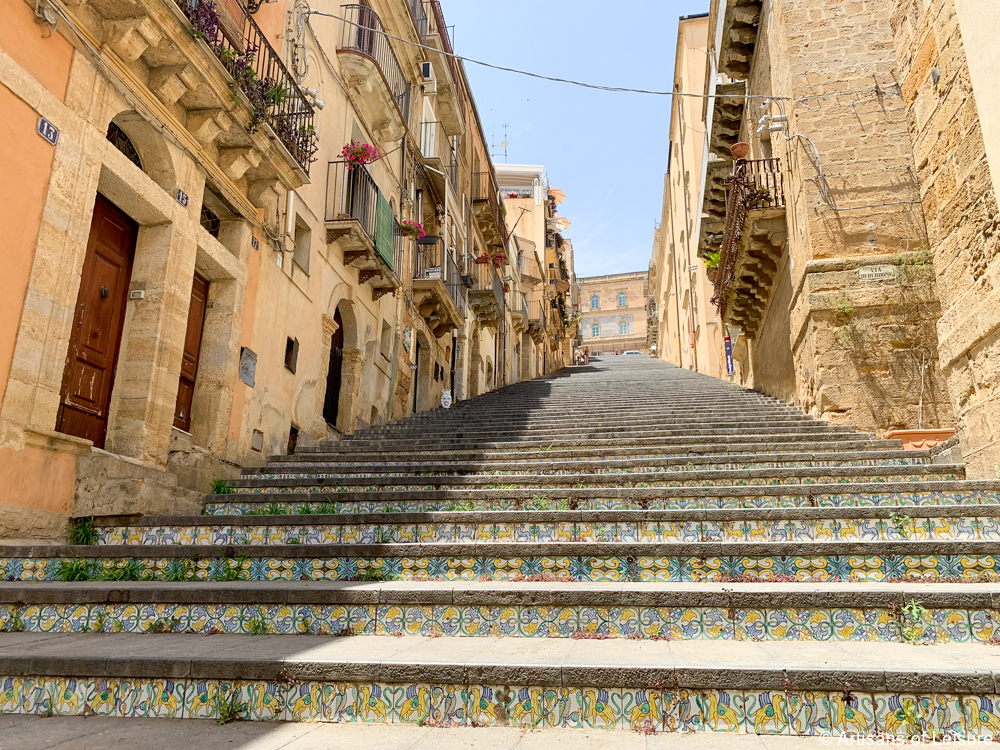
[592,323,600,338]
[293,217,311,275]
[284,337,299,373]
[618,293,627,307]
[619,321,628,336]
[590,295,599,309]
[379,320,392,360]
[200,206,221,238]
[106,121,142,170]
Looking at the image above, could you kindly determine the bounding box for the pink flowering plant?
[340,141,380,170]
[399,219,425,239]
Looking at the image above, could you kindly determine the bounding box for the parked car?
[624,350,642,355]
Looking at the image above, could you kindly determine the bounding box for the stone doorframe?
[319,289,364,435]
[0,73,249,471]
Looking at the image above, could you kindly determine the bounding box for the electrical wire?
[306,9,787,101]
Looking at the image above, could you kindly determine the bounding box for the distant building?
[578,272,648,353]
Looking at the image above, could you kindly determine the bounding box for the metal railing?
[176,0,316,173]
[426,0,466,116]
[712,157,785,318]
[528,298,547,327]
[420,121,458,186]
[473,171,508,246]
[519,253,543,282]
[509,289,528,319]
[413,243,467,319]
[325,162,377,234]
[339,4,411,123]
[408,0,428,42]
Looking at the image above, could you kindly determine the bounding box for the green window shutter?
[375,191,394,270]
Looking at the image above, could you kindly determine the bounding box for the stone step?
[366,411,813,430]
[339,424,860,442]
[91,504,1000,546]
[3,539,998,582]
[305,433,887,456]
[0,632,997,736]
[320,433,878,454]
[0,580,994,644]
[252,450,932,478]
[203,479,1000,515]
[230,464,964,491]
[280,439,907,463]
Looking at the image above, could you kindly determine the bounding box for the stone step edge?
[231,465,964,487]
[98,503,1000,527]
[318,435,879,451]
[0,633,994,694]
[1,581,996,608]
[277,442,907,461]
[6,540,1000,558]
[248,450,934,473]
[205,478,1000,501]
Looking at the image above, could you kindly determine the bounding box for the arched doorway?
[323,308,344,426]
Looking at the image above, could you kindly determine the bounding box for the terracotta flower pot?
[730,142,751,160]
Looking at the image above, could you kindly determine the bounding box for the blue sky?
[446,0,705,278]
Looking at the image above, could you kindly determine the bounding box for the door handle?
[100,286,110,299]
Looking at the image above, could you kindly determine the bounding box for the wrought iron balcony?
[473,171,508,251]
[338,4,411,142]
[468,262,504,326]
[413,244,467,335]
[408,0,428,42]
[425,0,466,134]
[324,162,403,300]
[711,157,788,336]
[175,0,316,173]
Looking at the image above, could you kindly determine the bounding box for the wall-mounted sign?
[251,236,259,251]
[858,264,897,282]
[724,335,735,377]
[239,347,257,387]
[402,326,412,353]
[37,117,59,146]
[175,188,189,208]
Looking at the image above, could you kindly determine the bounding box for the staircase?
[2,356,1000,738]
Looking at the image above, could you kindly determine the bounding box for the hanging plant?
[340,141,381,170]
[399,220,425,239]
[186,0,220,43]
[474,253,490,265]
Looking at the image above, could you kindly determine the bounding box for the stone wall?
[891,0,1000,476]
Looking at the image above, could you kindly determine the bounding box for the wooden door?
[57,194,136,448]
[323,308,345,426]
[173,272,209,432]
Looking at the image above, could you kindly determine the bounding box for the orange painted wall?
[0,0,74,408]
[0,445,76,513]
[0,0,74,101]
[0,87,59,409]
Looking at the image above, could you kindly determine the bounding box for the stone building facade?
[651,0,957,439]
[579,272,649,354]
[0,0,559,538]
[889,0,1000,476]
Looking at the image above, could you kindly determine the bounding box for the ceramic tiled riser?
[2,675,999,737]
[98,517,1000,545]
[203,490,1000,515]
[4,554,998,582]
[0,602,990,643]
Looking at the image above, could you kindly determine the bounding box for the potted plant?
[474,253,490,265]
[399,220,425,239]
[339,141,380,170]
[730,142,751,160]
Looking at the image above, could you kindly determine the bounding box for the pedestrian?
[615,349,619,356]
[583,346,590,364]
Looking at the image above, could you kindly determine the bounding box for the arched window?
[106,121,142,170]
[590,295,599,309]
[618,293,627,307]
[619,321,628,336]
[592,323,600,338]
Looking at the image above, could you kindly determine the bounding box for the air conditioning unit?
[420,62,437,94]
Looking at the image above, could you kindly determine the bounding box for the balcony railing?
[409,0,428,42]
[324,162,403,274]
[420,121,458,186]
[509,289,528,319]
[473,171,508,246]
[413,244,467,319]
[176,0,316,172]
[528,298,547,327]
[339,4,411,123]
[712,157,785,318]
[426,0,466,114]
